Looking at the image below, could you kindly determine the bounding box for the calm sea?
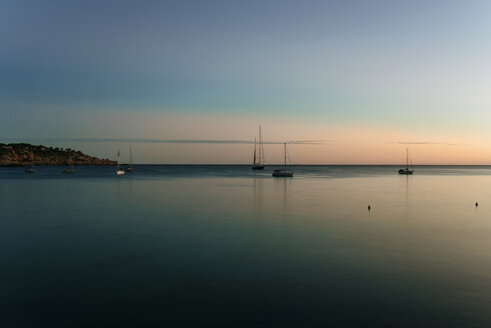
[2,165,491,327]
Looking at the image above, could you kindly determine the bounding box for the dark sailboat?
[398,148,414,175]
[62,150,75,174]
[273,142,293,177]
[126,146,134,172]
[252,125,265,170]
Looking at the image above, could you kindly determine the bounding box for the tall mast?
[284,142,287,169]
[253,137,257,165]
[117,145,120,171]
[261,126,265,164]
[31,148,35,168]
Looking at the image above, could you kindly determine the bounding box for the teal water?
[2,165,491,327]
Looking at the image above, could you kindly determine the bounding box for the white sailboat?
[252,125,265,170]
[273,142,293,177]
[116,145,125,175]
[126,146,134,172]
[398,148,414,175]
[24,148,35,173]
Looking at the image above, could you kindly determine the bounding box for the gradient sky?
[2,0,491,164]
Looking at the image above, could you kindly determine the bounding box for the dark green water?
[1,165,491,327]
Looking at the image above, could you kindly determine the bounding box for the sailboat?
[116,145,125,175]
[398,148,414,175]
[126,146,134,172]
[63,150,75,174]
[252,125,265,170]
[24,148,35,173]
[273,142,293,177]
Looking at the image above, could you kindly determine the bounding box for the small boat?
[126,146,134,172]
[24,149,35,173]
[62,150,75,174]
[273,142,293,177]
[252,125,265,170]
[116,145,125,175]
[398,148,414,175]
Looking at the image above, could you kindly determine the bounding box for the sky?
[1,0,491,164]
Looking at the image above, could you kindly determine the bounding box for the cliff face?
[0,143,116,167]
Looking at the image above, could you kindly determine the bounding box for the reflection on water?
[2,166,491,327]
[252,176,263,214]
[282,178,288,214]
[116,176,121,201]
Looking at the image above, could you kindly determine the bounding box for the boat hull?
[252,165,265,170]
[398,169,414,175]
[63,168,74,174]
[116,170,125,175]
[126,167,133,172]
[272,169,293,177]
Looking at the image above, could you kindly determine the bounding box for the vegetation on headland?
[0,143,116,167]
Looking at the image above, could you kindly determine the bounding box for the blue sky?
[2,0,491,163]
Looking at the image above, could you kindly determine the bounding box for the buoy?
[368,205,371,211]
[476,202,479,207]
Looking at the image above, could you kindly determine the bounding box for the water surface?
[2,165,491,327]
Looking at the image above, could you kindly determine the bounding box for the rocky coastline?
[0,143,116,167]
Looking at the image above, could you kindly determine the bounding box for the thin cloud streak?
[393,141,467,146]
[6,137,340,145]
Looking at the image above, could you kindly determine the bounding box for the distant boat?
[62,150,74,174]
[116,145,125,175]
[126,146,134,172]
[398,148,414,175]
[273,142,293,177]
[252,125,265,170]
[24,148,35,173]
